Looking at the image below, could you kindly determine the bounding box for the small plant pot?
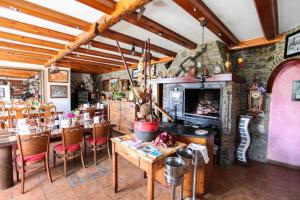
[133,120,160,142]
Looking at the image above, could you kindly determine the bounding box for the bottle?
[54,114,60,129]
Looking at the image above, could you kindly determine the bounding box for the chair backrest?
[0,101,5,111]
[0,120,6,129]
[93,122,110,139]
[17,131,50,158]
[62,125,84,147]
[13,107,30,120]
[86,108,96,119]
[43,105,56,118]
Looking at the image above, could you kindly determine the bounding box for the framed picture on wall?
[109,78,119,91]
[48,70,69,83]
[284,30,300,58]
[292,80,300,101]
[50,85,68,98]
[0,88,4,98]
[132,69,138,79]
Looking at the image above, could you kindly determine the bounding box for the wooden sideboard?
[108,100,136,134]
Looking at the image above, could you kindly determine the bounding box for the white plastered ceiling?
[0,0,299,68]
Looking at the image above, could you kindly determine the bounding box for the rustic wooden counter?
[111,134,186,200]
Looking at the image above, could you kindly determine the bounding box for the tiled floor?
[0,148,299,200]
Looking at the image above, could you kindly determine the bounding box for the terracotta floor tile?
[1,156,298,200]
[0,188,13,200]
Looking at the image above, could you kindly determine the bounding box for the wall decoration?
[109,78,119,91]
[50,85,68,98]
[120,79,129,91]
[103,80,109,92]
[292,80,300,101]
[0,88,4,98]
[248,83,264,115]
[132,69,138,79]
[284,30,300,58]
[48,70,69,83]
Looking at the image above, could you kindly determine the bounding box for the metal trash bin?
[164,157,185,200]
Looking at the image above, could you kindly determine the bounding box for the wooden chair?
[12,107,30,120]
[39,105,56,123]
[84,107,96,119]
[53,125,85,176]
[15,131,52,193]
[85,122,111,165]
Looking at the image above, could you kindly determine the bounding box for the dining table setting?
[0,110,110,190]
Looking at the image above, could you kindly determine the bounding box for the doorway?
[267,59,300,167]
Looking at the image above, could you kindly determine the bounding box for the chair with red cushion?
[53,125,85,176]
[85,122,111,165]
[16,131,52,193]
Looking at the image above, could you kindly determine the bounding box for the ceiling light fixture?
[87,42,92,50]
[49,63,59,74]
[9,6,19,12]
[130,44,136,56]
[137,6,146,21]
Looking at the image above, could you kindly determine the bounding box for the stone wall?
[230,24,300,162]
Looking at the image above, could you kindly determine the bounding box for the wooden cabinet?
[108,100,136,134]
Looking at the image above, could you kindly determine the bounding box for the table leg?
[0,146,14,190]
[112,142,118,193]
[147,164,154,200]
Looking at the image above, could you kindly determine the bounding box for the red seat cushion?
[16,152,46,165]
[54,143,81,153]
[86,137,107,145]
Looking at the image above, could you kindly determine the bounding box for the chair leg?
[107,143,111,159]
[13,145,19,182]
[63,156,67,177]
[94,145,97,165]
[53,149,56,168]
[81,148,85,169]
[21,168,25,194]
[46,156,52,182]
[14,157,19,182]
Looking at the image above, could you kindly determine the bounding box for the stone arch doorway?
[267,59,300,167]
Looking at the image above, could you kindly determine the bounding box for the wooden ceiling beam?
[0,68,38,79]
[78,0,196,49]
[173,0,239,46]
[45,0,153,67]
[0,31,65,49]
[100,29,177,57]
[229,35,283,51]
[0,0,91,31]
[77,0,116,14]
[124,12,197,49]
[254,0,278,40]
[75,48,139,63]
[56,63,108,74]
[0,17,76,42]
[0,41,58,55]
[57,61,113,73]
[59,58,120,69]
[0,54,46,65]
[127,56,174,69]
[91,40,145,58]
[0,48,52,59]
[68,53,124,66]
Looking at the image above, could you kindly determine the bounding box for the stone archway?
[267,58,300,93]
[267,59,300,167]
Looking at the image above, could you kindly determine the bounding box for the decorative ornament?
[224,53,232,72]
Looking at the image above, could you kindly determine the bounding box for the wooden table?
[111,135,186,200]
[0,124,94,190]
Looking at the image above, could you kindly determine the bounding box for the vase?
[133,120,160,142]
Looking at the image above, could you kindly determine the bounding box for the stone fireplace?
[155,40,244,166]
[160,78,242,166]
